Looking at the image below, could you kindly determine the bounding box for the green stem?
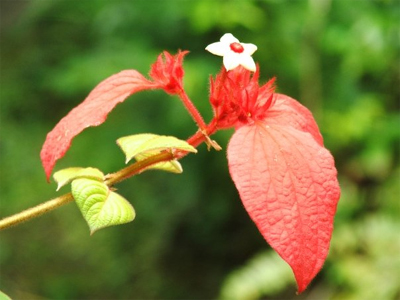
[0,125,218,231]
[104,151,174,186]
[0,193,74,230]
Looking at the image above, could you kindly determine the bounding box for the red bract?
[217,67,340,293]
[149,50,188,94]
[209,66,276,129]
[40,70,157,181]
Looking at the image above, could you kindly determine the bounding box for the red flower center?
[230,42,244,53]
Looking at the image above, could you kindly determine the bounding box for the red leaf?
[263,93,324,146]
[40,70,157,181]
[227,119,340,293]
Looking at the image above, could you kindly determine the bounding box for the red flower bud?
[149,50,188,94]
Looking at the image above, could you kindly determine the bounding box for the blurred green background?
[0,0,399,299]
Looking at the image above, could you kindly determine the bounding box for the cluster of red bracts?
[149,50,188,95]
[209,66,276,129]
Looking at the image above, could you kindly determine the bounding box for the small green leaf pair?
[54,167,135,235]
[53,134,196,234]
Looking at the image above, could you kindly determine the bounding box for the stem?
[0,67,225,231]
[104,151,174,186]
[0,124,218,231]
[177,88,207,131]
[0,193,74,230]
[185,121,221,151]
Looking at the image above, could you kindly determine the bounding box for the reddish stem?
[177,88,207,131]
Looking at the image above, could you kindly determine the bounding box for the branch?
[0,193,74,230]
[0,128,216,231]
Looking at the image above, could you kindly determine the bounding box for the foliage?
[0,0,399,299]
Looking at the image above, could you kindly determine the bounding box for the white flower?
[205,33,257,72]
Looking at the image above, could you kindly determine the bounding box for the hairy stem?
[177,89,208,131]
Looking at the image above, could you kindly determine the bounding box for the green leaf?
[53,167,104,191]
[117,133,197,164]
[135,151,183,173]
[0,290,12,300]
[117,134,159,160]
[71,178,135,234]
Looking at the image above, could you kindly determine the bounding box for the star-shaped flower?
[205,33,257,72]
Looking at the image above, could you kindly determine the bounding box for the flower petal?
[242,43,258,55]
[205,42,229,56]
[220,33,239,44]
[223,52,241,71]
[239,54,256,72]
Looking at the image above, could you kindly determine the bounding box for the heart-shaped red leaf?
[227,120,340,293]
[40,70,157,181]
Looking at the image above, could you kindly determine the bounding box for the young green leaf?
[116,134,196,173]
[53,167,104,191]
[117,134,158,161]
[0,290,12,300]
[135,151,183,173]
[117,134,197,163]
[71,178,135,234]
